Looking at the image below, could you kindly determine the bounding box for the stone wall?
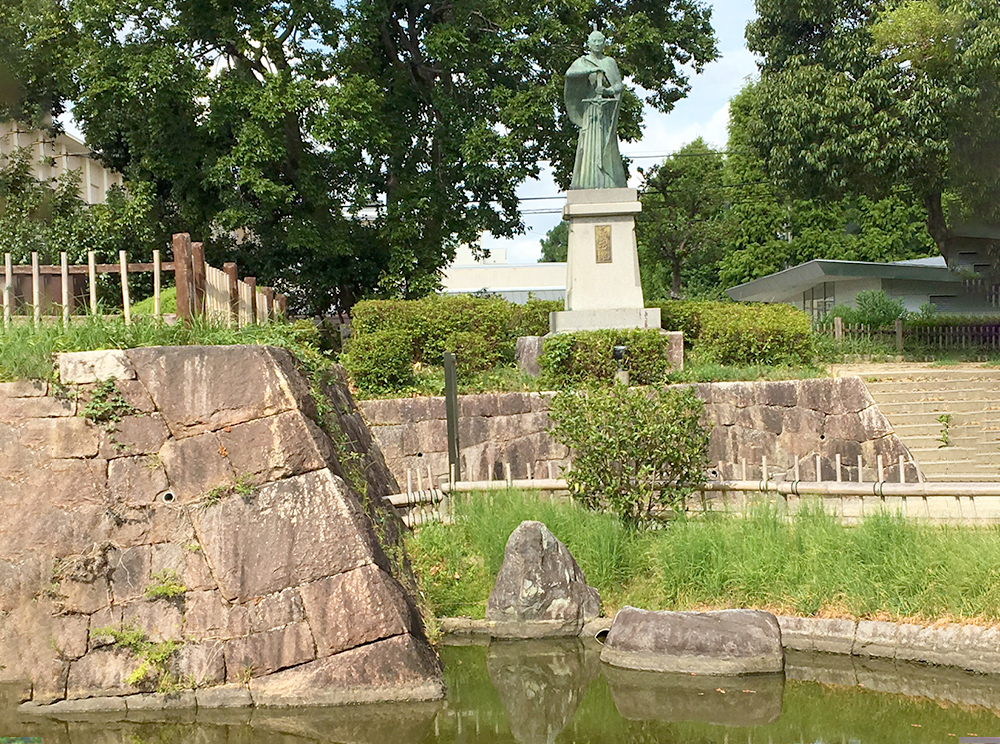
[359,376,917,486]
[1,346,442,710]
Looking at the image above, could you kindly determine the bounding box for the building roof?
[726,257,963,303]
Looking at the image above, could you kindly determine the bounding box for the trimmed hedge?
[539,329,676,387]
[649,300,717,342]
[696,303,815,365]
[342,295,562,391]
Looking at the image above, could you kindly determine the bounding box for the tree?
[718,82,936,289]
[56,0,719,314]
[539,220,568,262]
[637,138,727,299]
[745,0,1000,264]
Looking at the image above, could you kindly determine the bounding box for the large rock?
[486,521,600,638]
[600,607,784,675]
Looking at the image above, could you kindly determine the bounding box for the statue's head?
[586,31,606,54]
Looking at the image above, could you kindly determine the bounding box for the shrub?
[826,290,907,327]
[446,330,497,380]
[339,328,414,394]
[539,329,676,387]
[510,297,563,338]
[549,383,709,529]
[650,300,717,342]
[696,303,815,366]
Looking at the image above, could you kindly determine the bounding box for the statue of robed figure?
[564,31,627,190]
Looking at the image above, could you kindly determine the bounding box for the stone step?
[878,400,1000,415]
[865,379,1000,392]
[864,388,1000,404]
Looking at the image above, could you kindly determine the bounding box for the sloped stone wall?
[359,376,917,485]
[0,346,442,710]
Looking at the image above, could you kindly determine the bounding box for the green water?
[6,640,1000,743]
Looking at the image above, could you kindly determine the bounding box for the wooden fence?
[0,232,285,327]
[816,316,1000,352]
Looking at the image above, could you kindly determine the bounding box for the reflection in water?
[6,641,1000,742]
[603,664,784,726]
[486,638,598,744]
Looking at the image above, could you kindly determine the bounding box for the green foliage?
[201,474,257,509]
[637,138,728,300]
[826,290,908,327]
[937,413,953,447]
[410,490,1000,623]
[131,286,177,316]
[696,303,816,366]
[539,329,677,388]
[538,220,568,263]
[339,328,415,395]
[80,377,138,424]
[90,623,180,691]
[549,384,709,529]
[649,299,719,342]
[144,569,186,600]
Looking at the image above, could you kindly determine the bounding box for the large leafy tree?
[637,137,727,299]
[55,0,718,314]
[746,0,1000,263]
[539,219,568,262]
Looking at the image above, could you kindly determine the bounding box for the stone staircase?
[833,364,1000,482]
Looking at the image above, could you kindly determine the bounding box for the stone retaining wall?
[1,346,442,710]
[359,377,917,487]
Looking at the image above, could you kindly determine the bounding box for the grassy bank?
[406,489,1000,624]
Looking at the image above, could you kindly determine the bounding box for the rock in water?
[486,521,600,638]
[600,607,784,675]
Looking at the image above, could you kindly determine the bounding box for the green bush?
[650,299,718,342]
[510,297,563,337]
[696,303,815,366]
[339,328,414,393]
[549,384,709,529]
[826,290,907,327]
[446,330,497,380]
[539,329,676,387]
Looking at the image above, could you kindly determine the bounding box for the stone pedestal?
[549,188,660,334]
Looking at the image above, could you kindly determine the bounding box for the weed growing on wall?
[549,383,709,529]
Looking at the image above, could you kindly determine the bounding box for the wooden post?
[88,251,97,315]
[835,453,842,482]
[173,233,193,323]
[793,454,800,480]
[834,315,843,341]
[877,454,885,482]
[899,455,906,483]
[262,287,274,322]
[60,251,69,324]
[275,293,287,319]
[153,249,162,317]
[857,454,864,483]
[245,276,257,323]
[224,262,239,327]
[815,453,822,481]
[895,318,904,352]
[119,250,131,325]
[31,252,40,324]
[3,252,11,326]
[191,241,206,316]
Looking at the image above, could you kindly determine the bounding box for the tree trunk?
[671,253,683,299]
[923,190,950,260]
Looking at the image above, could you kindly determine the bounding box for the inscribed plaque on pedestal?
[595,224,612,263]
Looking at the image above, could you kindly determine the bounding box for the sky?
[482,0,760,265]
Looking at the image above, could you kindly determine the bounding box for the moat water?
[6,639,1000,743]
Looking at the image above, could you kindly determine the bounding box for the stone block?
[459,394,498,418]
[529,392,554,412]
[122,599,184,643]
[0,380,46,397]
[108,546,151,604]
[853,620,898,658]
[223,621,316,680]
[759,406,785,435]
[20,418,99,459]
[57,576,109,615]
[218,411,334,485]
[759,380,798,408]
[183,590,248,641]
[0,395,75,421]
[89,606,124,642]
[299,564,419,658]
[159,431,235,503]
[601,608,784,675]
[44,695,128,713]
[126,345,313,438]
[195,684,253,708]
[486,521,599,639]
[358,398,405,426]
[776,616,856,655]
[99,415,169,459]
[58,350,136,384]
[65,648,140,699]
[112,380,155,413]
[498,394,532,416]
[858,405,893,438]
[52,614,91,660]
[247,587,305,633]
[457,416,490,447]
[370,424,403,461]
[108,456,169,506]
[176,641,226,687]
[515,336,544,377]
[191,469,385,603]
[825,413,866,442]
[711,381,756,408]
[249,634,444,706]
[706,403,738,427]
[415,419,446,456]
[124,690,197,710]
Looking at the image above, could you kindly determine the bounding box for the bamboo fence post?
[877,455,885,482]
[245,277,257,323]
[88,251,97,315]
[3,252,11,326]
[60,251,69,324]
[224,262,239,327]
[262,287,274,322]
[895,318,904,352]
[835,453,842,483]
[31,252,40,324]
[275,293,287,319]
[119,250,131,325]
[173,233,193,323]
[153,249,162,317]
[191,241,206,317]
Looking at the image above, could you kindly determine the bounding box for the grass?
[0,313,329,382]
[407,489,1000,624]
